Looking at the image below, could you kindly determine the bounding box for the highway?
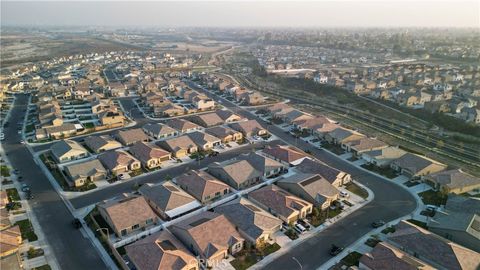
[2,94,108,270]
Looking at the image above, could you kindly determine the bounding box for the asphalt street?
[2,94,108,270]
[188,81,418,270]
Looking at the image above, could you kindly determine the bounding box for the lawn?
[230,252,258,270]
[322,143,346,155]
[365,237,381,248]
[381,226,396,234]
[341,251,363,267]
[345,182,369,199]
[6,188,21,202]
[360,163,398,179]
[418,190,448,206]
[15,219,38,242]
[230,243,280,270]
[406,219,428,229]
[1,165,10,177]
[27,247,44,259]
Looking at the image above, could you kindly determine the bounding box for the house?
[390,153,447,178]
[238,152,286,178]
[189,113,224,127]
[157,135,198,158]
[387,220,480,270]
[215,198,282,246]
[50,139,89,163]
[216,110,242,123]
[36,123,78,140]
[314,123,341,139]
[142,123,178,140]
[205,126,243,143]
[64,159,107,187]
[115,128,149,146]
[125,231,199,270]
[424,169,480,195]
[169,212,244,267]
[139,181,201,220]
[262,145,308,166]
[187,131,221,150]
[97,194,158,237]
[343,137,389,157]
[155,102,185,117]
[84,135,122,153]
[98,150,141,176]
[230,120,267,137]
[129,142,171,169]
[277,173,339,210]
[0,225,21,257]
[175,170,231,204]
[361,146,407,168]
[359,242,435,270]
[292,117,331,134]
[99,110,125,127]
[208,159,262,190]
[243,92,266,105]
[428,195,480,252]
[296,158,351,187]
[325,127,365,145]
[166,119,201,133]
[248,185,313,224]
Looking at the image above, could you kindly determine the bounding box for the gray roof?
[208,159,262,186]
[238,152,285,175]
[205,126,239,138]
[187,131,221,146]
[139,181,197,213]
[279,173,339,199]
[296,159,342,183]
[362,146,407,160]
[129,142,170,164]
[425,169,480,191]
[175,170,230,201]
[215,198,282,240]
[51,139,87,158]
[392,153,444,174]
[428,195,480,234]
[142,123,177,137]
[64,159,106,181]
[84,135,121,152]
[116,128,149,145]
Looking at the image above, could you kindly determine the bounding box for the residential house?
[248,185,313,224]
[277,173,339,210]
[129,142,171,169]
[230,120,267,137]
[215,110,242,123]
[208,159,262,190]
[428,195,480,252]
[166,119,201,133]
[142,123,178,140]
[387,220,480,270]
[361,146,407,168]
[35,123,78,140]
[98,150,141,176]
[115,128,149,146]
[64,159,107,187]
[262,145,308,166]
[139,181,201,220]
[0,225,21,258]
[84,135,122,153]
[169,212,244,267]
[50,139,89,163]
[97,194,158,237]
[325,127,365,145]
[157,135,198,158]
[314,123,341,139]
[175,170,231,204]
[390,153,447,178]
[189,113,224,128]
[424,169,480,194]
[343,137,389,157]
[125,231,199,270]
[187,132,221,151]
[99,110,125,127]
[238,152,286,178]
[243,92,266,105]
[292,116,331,134]
[215,198,282,246]
[359,242,435,270]
[296,158,351,187]
[205,126,243,143]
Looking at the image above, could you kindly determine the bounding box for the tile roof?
[362,146,407,160]
[388,220,480,270]
[262,145,307,164]
[216,110,241,121]
[392,153,446,174]
[190,113,224,127]
[51,139,87,158]
[98,150,139,171]
[230,120,265,135]
[238,152,285,175]
[425,169,480,191]
[360,242,434,270]
[64,159,106,181]
[205,126,240,138]
[129,142,170,164]
[208,159,262,186]
[116,128,149,145]
[125,230,196,270]
[187,131,221,146]
[215,198,282,240]
[84,135,122,152]
[296,159,343,184]
[345,137,389,152]
[139,181,199,215]
[158,135,197,152]
[175,170,230,201]
[166,119,199,132]
[279,173,339,199]
[142,123,177,137]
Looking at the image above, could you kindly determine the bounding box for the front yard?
[230,243,281,270]
[322,143,346,155]
[345,182,369,199]
[15,219,38,242]
[1,165,10,177]
[418,190,448,206]
[6,188,21,201]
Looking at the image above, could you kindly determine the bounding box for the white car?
[118,173,131,180]
[294,223,307,234]
[339,190,349,198]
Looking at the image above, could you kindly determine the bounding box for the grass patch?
[230,243,280,270]
[15,219,38,242]
[361,163,398,179]
[365,237,381,247]
[6,188,21,202]
[1,165,10,177]
[328,208,342,218]
[381,226,396,234]
[345,182,369,199]
[260,242,281,256]
[404,180,421,187]
[27,247,44,259]
[230,252,257,270]
[418,190,448,206]
[341,251,363,267]
[322,143,346,155]
[406,219,428,229]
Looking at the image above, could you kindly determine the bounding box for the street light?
[292,257,302,270]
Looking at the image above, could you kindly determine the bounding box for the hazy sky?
[1,1,479,28]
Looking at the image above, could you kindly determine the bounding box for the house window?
[215,192,221,197]
[132,224,140,230]
[121,229,127,236]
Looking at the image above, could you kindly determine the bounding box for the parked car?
[330,245,344,256]
[339,190,349,198]
[332,200,345,210]
[371,220,386,228]
[21,184,30,192]
[72,218,82,229]
[294,223,307,234]
[297,219,311,230]
[118,173,131,180]
[209,151,219,157]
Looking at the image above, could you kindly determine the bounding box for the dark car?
[209,151,219,157]
[72,218,82,229]
[297,219,311,230]
[371,220,386,228]
[330,245,344,256]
